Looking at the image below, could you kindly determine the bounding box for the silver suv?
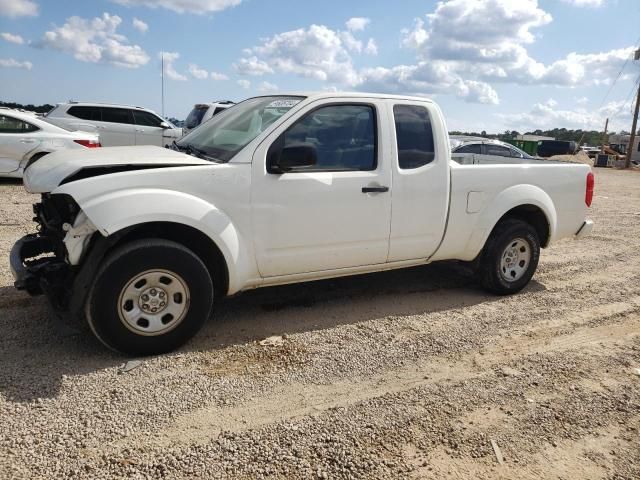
[44,102,183,147]
[184,100,235,133]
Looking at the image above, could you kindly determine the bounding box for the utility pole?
[625,48,640,169]
[161,52,165,119]
[625,80,640,168]
[600,118,609,154]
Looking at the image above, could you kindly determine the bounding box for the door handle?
[20,139,36,143]
[362,186,389,193]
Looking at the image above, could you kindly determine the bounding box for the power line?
[596,36,640,110]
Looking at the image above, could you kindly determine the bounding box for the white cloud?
[561,0,604,6]
[161,51,186,80]
[233,56,273,76]
[188,63,209,79]
[1,32,24,44]
[358,63,500,104]
[0,58,33,70]
[210,71,229,80]
[237,79,251,89]
[112,0,241,14]
[132,17,148,33]
[257,81,278,92]
[364,38,378,56]
[340,31,363,53]
[236,24,362,86]
[41,13,149,68]
[0,0,37,18]
[345,17,370,32]
[499,98,631,131]
[391,0,635,102]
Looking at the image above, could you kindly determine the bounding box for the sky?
[1,0,639,133]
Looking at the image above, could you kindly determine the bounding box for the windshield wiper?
[174,141,221,162]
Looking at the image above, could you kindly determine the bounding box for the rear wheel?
[478,219,540,295]
[86,239,214,355]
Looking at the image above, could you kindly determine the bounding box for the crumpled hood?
[23,145,211,193]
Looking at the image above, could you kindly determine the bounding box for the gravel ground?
[0,168,639,479]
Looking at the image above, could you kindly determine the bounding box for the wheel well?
[105,222,230,298]
[498,205,550,247]
[25,151,50,170]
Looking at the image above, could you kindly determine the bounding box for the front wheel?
[86,239,214,355]
[478,219,540,295]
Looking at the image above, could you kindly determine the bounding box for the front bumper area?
[10,234,69,295]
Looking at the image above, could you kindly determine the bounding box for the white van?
[44,102,183,147]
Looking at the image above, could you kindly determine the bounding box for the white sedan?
[0,109,100,178]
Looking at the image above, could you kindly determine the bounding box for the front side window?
[0,114,39,133]
[279,104,376,171]
[68,106,101,121]
[393,105,435,169]
[178,96,304,162]
[133,110,163,127]
[485,144,512,157]
[102,108,133,125]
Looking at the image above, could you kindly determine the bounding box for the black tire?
[86,239,214,356]
[478,218,540,295]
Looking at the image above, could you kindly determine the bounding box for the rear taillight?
[585,171,594,207]
[74,139,101,148]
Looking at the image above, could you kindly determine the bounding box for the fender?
[465,184,557,259]
[57,188,253,294]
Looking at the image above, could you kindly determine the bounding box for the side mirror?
[160,121,171,129]
[268,142,317,173]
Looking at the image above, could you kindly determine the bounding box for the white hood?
[23,146,211,193]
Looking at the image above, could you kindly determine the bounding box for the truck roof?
[256,91,436,103]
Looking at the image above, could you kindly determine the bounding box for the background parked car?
[536,140,578,158]
[184,100,235,134]
[0,108,100,178]
[44,102,182,147]
[450,136,535,164]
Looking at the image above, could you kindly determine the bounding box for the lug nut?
[150,289,157,295]
[160,302,165,307]
[151,307,157,312]
[159,292,165,298]
[142,294,149,301]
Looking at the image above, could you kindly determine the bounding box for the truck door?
[251,99,392,277]
[387,102,449,262]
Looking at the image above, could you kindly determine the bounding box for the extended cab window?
[102,108,134,125]
[393,105,435,169]
[282,104,377,171]
[133,110,163,127]
[67,106,101,121]
[0,114,39,133]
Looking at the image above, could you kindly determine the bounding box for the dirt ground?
[0,168,639,479]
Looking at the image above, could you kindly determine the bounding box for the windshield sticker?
[268,99,301,108]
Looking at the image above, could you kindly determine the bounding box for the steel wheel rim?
[117,269,190,336]
[499,238,531,283]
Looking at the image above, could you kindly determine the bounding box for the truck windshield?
[177,96,304,162]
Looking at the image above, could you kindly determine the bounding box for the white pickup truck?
[10,93,594,355]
